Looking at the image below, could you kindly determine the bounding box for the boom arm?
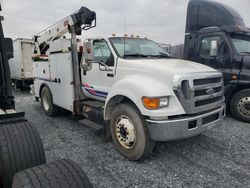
[34,7,96,54]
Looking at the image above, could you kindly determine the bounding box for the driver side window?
[93,40,114,67]
[200,36,228,58]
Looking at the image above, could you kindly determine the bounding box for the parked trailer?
[9,38,33,89]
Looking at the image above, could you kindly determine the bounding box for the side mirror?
[4,38,13,59]
[210,40,218,57]
[82,40,94,71]
[84,40,94,61]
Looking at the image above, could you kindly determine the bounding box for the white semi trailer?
[9,38,34,89]
[32,7,226,161]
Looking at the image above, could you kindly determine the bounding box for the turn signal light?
[142,97,169,110]
[142,97,160,110]
[232,75,238,80]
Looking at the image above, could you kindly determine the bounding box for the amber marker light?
[142,97,160,109]
[232,75,238,80]
[142,97,169,110]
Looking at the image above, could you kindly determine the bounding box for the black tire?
[110,103,155,161]
[41,86,59,117]
[12,159,93,188]
[0,121,46,188]
[230,89,250,123]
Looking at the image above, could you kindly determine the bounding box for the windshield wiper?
[124,53,149,58]
[149,52,172,58]
[150,54,171,58]
[124,53,171,59]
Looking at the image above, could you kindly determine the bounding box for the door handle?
[107,73,114,77]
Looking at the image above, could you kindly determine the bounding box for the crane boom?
[34,6,96,54]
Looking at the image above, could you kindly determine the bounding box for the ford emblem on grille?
[206,88,215,95]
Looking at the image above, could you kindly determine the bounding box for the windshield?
[109,37,171,59]
[230,33,250,55]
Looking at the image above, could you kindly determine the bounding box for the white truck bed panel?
[50,52,75,111]
[33,51,75,112]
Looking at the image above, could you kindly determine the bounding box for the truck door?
[196,33,232,84]
[81,39,116,101]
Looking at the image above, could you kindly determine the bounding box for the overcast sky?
[1,0,250,45]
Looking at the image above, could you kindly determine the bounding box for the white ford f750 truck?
[32,7,225,160]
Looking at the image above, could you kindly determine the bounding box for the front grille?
[194,77,222,86]
[194,86,222,97]
[174,73,224,114]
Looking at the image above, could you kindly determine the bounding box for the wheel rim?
[42,93,50,111]
[237,97,250,117]
[115,115,136,149]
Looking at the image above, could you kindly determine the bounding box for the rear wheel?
[12,159,93,188]
[110,103,155,161]
[0,121,46,188]
[230,89,250,123]
[41,86,59,117]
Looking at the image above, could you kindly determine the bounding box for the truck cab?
[183,0,250,122]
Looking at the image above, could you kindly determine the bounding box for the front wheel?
[41,86,59,117]
[230,89,250,123]
[110,103,155,161]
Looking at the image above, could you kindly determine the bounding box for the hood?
[120,58,217,76]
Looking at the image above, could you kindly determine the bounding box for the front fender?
[104,76,185,119]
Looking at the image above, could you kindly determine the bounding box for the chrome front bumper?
[146,105,226,141]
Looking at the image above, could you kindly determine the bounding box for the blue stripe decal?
[34,79,108,98]
[81,85,108,98]
[95,90,108,96]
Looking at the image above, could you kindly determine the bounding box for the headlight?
[142,96,169,110]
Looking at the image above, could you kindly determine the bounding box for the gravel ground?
[15,91,250,188]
